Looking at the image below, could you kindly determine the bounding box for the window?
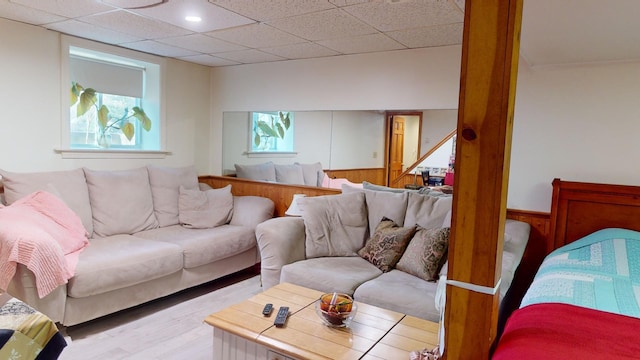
[250,111,294,153]
[59,36,164,157]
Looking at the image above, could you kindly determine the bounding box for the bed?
[492,178,640,359]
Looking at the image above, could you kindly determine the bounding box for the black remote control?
[274,306,289,327]
[262,303,273,316]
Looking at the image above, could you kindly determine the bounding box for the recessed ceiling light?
[185,16,202,22]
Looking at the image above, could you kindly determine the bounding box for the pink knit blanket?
[0,191,89,298]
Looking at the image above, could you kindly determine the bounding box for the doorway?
[385,111,422,186]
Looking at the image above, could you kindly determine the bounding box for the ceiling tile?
[102,0,167,8]
[210,0,336,21]
[0,0,67,24]
[46,19,143,44]
[387,23,463,48]
[342,0,463,32]
[318,33,406,54]
[80,9,192,39]
[206,23,306,48]
[267,8,376,41]
[178,54,240,67]
[329,0,369,6]
[9,0,115,18]
[157,33,246,53]
[215,49,285,64]
[262,42,340,59]
[130,0,254,33]
[122,40,199,57]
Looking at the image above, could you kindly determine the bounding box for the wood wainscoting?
[199,176,340,217]
[324,168,385,185]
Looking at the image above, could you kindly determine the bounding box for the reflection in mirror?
[222,109,457,187]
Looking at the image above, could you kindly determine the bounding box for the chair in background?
[421,170,430,186]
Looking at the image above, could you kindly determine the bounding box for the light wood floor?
[58,270,262,360]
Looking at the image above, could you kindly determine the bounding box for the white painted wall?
[211,44,640,213]
[0,18,211,174]
[509,60,640,211]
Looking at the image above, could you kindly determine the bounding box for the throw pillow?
[234,162,276,182]
[178,185,233,229]
[274,164,305,185]
[300,192,368,258]
[396,226,450,281]
[84,167,159,237]
[357,217,416,272]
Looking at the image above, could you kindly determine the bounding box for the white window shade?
[70,56,143,98]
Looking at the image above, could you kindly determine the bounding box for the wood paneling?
[445,0,523,358]
[199,176,340,217]
[324,168,385,185]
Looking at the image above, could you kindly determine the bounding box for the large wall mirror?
[222,109,457,181]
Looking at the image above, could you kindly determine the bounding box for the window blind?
[70,56,143,98]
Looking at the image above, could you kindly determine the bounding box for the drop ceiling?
[0,0,639,68]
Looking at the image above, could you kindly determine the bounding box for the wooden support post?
[444,0,523,359]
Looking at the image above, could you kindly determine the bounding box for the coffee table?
[204,282,439,360]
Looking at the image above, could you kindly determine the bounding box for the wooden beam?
[444,0,523,358]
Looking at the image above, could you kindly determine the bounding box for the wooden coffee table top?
[204,283,439,360]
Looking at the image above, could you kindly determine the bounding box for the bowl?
[315,293,357,327]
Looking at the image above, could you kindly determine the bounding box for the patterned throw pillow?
[357,217,417,272]
[396,226,450,281]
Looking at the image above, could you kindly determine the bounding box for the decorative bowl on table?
[315,293,357,328]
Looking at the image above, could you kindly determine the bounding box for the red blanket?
[493,303,640,359]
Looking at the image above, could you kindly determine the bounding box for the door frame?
[384,111,423,186]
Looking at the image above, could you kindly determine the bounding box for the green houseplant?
[253,111,291,150]
[70,82,152,147]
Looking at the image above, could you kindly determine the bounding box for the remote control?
[274,306,289,327]
[262,303,273,316]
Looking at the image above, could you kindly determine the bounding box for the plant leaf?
[122,122,135,140]
[276,122,285,139]
[131,106,152,131]
[77,88,97,117]
[257,121,279,138]
[70,82,82,105]
[280,112,291,130]
[98,105,109,128]
[254,133,261,146]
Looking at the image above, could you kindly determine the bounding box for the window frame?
[58,35,169,158]
[247,111,296,156]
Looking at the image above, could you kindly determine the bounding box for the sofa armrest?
[256,217,306,290]
[7,264,67,323]
[229,196,275,228]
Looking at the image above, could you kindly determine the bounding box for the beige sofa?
[256,188,530,322]
[0,165,274,326]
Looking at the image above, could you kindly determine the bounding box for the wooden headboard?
[548,178,640,253]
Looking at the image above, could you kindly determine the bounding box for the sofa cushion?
[299,192,368,258]
[234,162,276,182]
[0,168,94,236]
[178,185,233,229]
[67,234,183,298]
[353,270,440,322]
[342,187,409,237]
[396,226,450,281]
[147,165,199,227]
[134,224,256,268]
[404,192,453,230]
[294,162,323,186]
[280,257,382,295]
[84,167,159,237]
[274,164,305,185]
[357,217,416,272]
